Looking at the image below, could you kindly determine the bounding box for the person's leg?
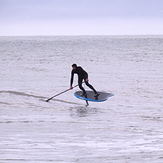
[78,77,86,95]
[85,80,97,94]
[84,74,99,97]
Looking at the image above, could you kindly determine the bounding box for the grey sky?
[0,0,163,35]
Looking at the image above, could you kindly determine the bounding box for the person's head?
[72,63,77,69]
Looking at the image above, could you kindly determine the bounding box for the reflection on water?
[70,106,98,117]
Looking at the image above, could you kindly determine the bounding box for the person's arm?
[70,71,74,89]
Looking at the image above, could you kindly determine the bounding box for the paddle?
[46,83,80,102]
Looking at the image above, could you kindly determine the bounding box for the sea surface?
[0,35,163,163]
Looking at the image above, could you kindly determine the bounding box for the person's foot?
[81,92,87,97]
[94,92,100,97]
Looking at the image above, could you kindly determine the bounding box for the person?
[70,64,99,97]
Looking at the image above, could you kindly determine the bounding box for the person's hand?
[70,86,73,89]
[86,78,89,82]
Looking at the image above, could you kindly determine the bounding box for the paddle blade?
[46,97,53,102]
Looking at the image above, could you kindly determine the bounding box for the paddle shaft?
[46,83,80,102]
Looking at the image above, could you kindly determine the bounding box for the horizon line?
[0,34,163,37]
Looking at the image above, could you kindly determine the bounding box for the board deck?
[74,91,114,102]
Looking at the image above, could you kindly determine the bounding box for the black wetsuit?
[70,66,97,94]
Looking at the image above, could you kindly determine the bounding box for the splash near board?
[74,91,114,102]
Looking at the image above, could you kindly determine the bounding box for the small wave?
[0,90,46,99]
[0,101,11,105]
[0,90,82,105]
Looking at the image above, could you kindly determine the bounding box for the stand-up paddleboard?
[74,91,114,102]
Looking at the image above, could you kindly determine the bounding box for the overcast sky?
[0,0,163,36]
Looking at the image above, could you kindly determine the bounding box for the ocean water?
[0,35,163,163]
